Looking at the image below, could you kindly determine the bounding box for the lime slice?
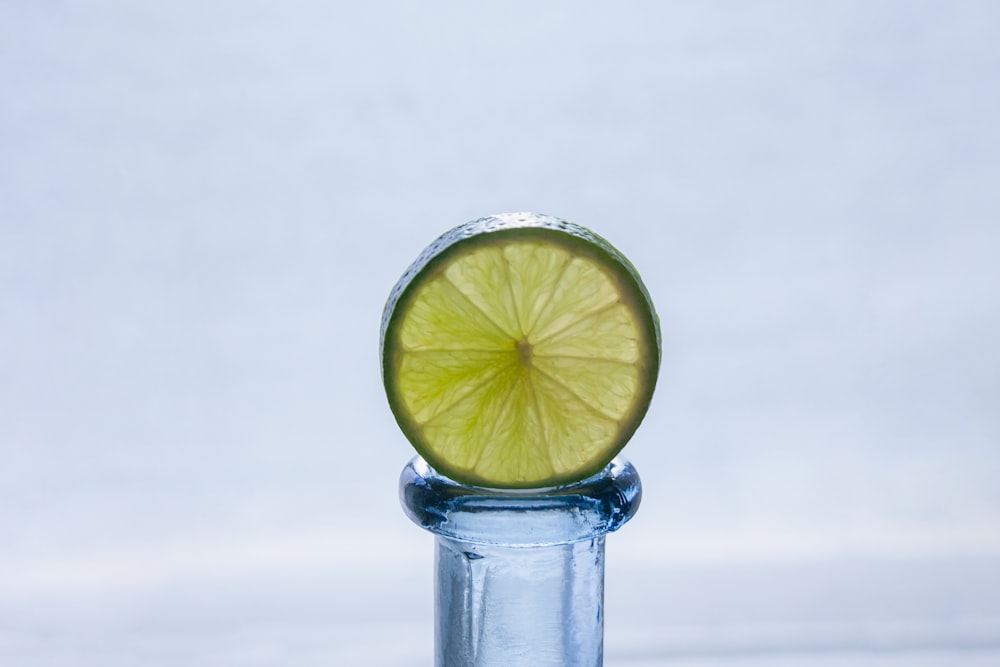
[380,213,660,489]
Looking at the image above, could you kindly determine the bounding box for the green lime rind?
[380,212,661,489]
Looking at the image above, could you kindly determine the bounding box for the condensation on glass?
[400,456,641,667]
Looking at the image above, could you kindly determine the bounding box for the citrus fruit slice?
[380,213,660,489]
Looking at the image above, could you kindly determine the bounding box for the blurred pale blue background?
[1,1,998,665]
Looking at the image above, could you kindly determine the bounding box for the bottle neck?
[435,535,607,667]
[400,457,642,667]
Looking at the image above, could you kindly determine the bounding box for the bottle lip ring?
[399,455,642,546]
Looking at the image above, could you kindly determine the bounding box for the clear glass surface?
[400,456,641,667]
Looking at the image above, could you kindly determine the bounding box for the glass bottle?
[400,456,642,667]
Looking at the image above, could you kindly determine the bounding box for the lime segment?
[381,213,660,488]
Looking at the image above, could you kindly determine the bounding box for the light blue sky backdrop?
[1,2,998,664]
